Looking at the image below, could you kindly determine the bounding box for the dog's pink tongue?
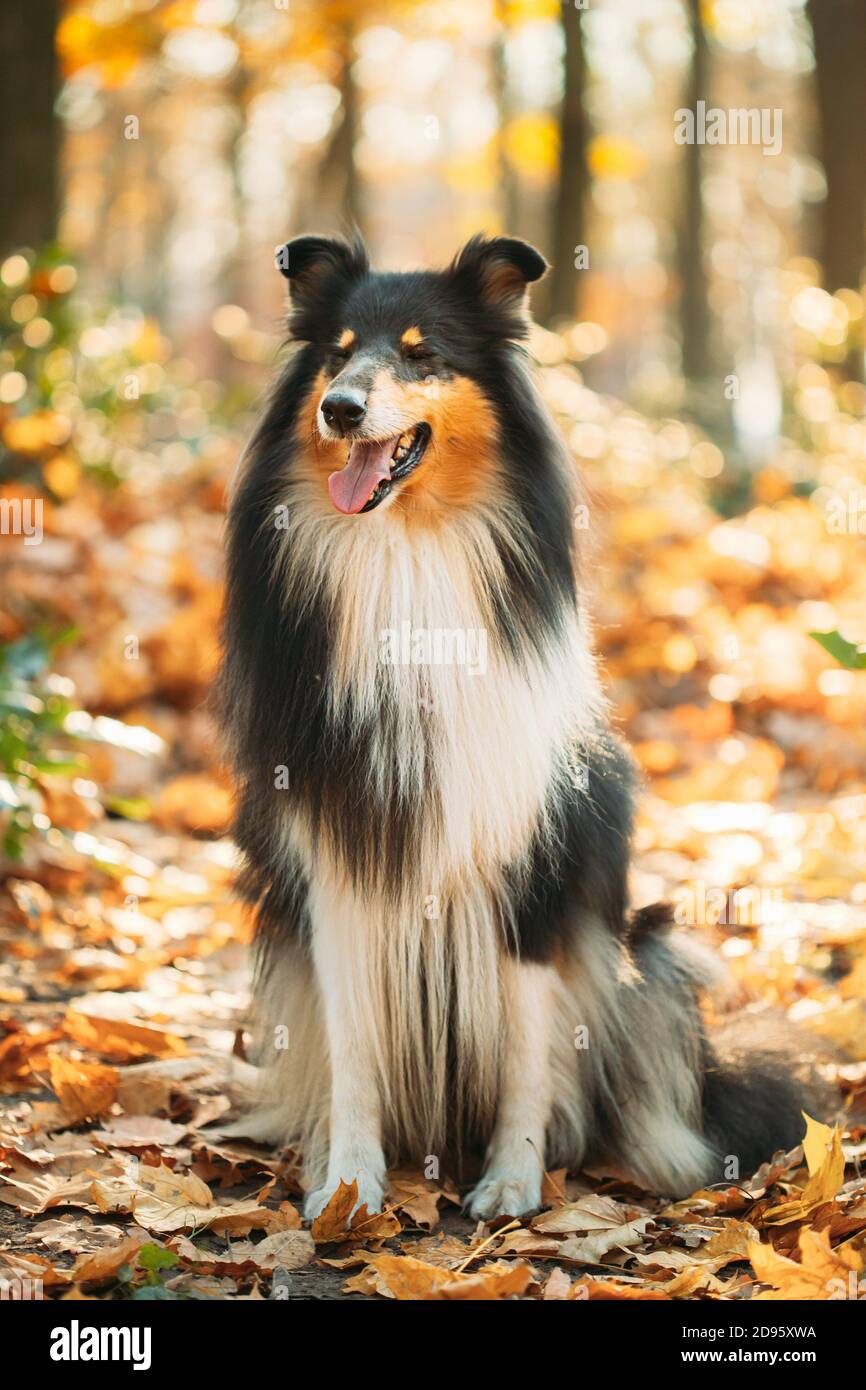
[328,439,395,514]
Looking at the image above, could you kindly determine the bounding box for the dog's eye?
[405,345,435,366]
[327,346,352,371]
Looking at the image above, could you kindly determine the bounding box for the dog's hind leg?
[466,957,556,1219]
[547,914,715,1198]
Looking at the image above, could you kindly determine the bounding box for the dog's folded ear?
[451,235,548,327]
[275,234,368,338]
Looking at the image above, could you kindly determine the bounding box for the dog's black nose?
[321,391,367,434]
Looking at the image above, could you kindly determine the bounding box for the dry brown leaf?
[206,1204,300,1236]
[0,1026,63,1088]
[494,1227,562,1259]
[572,1277,671,1301]
[557,1215,652,1265]
[91,1160,212,1232]
[36,1214,148,1254]
[0,1156,127,1215]
[64,1009,187,1061]
[532,1192,647,1235]
[91,1115,188,1148]
[0,1249,68,1289]
[347,1252,532,1300]
[404,1233,476,1267]
[540,1167,569,1206]
[386,1168,459,1231]
[749,1227,863,1299]
[542,1266,574,1299]
[48,1052,118,1124]
[177,1228,315,1275]
[89,1160,294,1237]
[70,1233,148,1287]
[437,1261,534,1300]
[310,1179,401,1244]
[763,1120,845,1225]
[634,1219,759,1276]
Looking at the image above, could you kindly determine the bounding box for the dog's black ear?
[275,234,368,337]
[451,235,548,313]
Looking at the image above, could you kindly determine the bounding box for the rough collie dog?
[217,233,825,1220]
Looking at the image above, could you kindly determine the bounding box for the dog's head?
[278,233,547,515]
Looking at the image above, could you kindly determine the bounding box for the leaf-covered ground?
[2,334,866,1300]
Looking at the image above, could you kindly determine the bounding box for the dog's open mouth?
[327,423,431,515]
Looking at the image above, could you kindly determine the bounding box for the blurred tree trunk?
[318,20,363,235]
[494,26,521,242]
[546,1,588,324]
[808,0,866,377]
[679,0,710,381]
[0,0,60,252]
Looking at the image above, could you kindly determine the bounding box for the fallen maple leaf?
[749,1227,862,1299]
[310,1179,401,1244]
[763,1117,845,1225]
[386,1168,459,1231]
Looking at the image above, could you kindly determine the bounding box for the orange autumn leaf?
[311,1179,401,1245]
[0,1026,63,1088]
[347,1252,533,1301]
[572,1277,671,1301]
[48,1053,118,1123]
[63,1010,187,1062]
[70,1234,149,1287]
[749,1227,862,1300]
[763,1118,845,1225]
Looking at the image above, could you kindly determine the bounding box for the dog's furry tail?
[700,1012,838,1181]
[630,906,839,1186]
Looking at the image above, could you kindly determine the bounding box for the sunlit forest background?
[2,0,866,1302]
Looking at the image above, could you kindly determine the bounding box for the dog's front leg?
[467,957,555,1220]
[303,909,387,1222]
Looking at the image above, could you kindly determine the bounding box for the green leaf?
[137,1244,180,1273]
[810,630,866,670]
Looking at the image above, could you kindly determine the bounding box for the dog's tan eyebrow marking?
[337,328,356,350]
[401,326,424,349]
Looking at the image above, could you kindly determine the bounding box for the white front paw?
[466,1170,542,1221]
[303,1170,386,1223]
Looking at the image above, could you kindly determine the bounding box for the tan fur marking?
[401,326,424,349]
[338,328,356,350]
[301,368,501,518]
[399,376,499,516]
